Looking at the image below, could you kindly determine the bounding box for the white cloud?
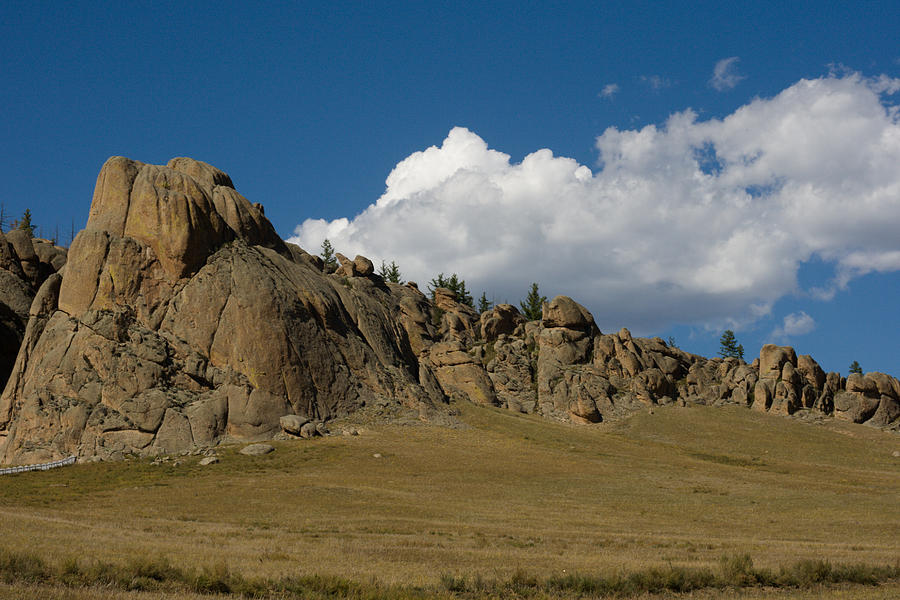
[771,311,816,340]
[710,56,745,91]
[291,72,900,334]
[639,75,671,90]
[599,83,619,98]
[869,73,900,94]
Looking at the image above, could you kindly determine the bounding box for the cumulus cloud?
[599,83,619,98]
[291,72,900,334]
[771,311,816,340]
[710,56,745,91]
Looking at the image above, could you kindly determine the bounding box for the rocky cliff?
[0,157,896,464]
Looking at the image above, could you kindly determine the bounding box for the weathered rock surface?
[480,304,525,342]
[428,341,497,405]
[0,231,67,391]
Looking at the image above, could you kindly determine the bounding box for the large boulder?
[480,304,525,342]
[541,296,594,330]
[752,345,802,415]
[758,344,797,380]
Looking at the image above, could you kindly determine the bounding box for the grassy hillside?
[0,403,897,598]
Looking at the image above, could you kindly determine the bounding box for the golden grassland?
[1,581,899,600]
[0,402,897,598]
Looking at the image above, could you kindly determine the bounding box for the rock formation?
[0,156,896,465]
[0,229,66,390]
[0,157,444,464]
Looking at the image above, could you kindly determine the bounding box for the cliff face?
[0,157,896,465]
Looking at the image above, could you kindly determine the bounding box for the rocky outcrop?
[749,344,841,417]
[0,231,66,390]
[2,157,896,465]
[835,372,900,425]
[432,287,481,346]
[537,297,605,422]
[469,297,897,431]
[428,341,497,405]
[480,304,525,342]
[0,157,444,464]
[483,327,537,414]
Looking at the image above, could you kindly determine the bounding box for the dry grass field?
[0,402,897,598]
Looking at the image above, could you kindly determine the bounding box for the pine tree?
[13,209,34,237]
[379,260,402,283]
[718,330,744,359]
[449,274,473,308]
[519,283,546,321]
[320,239,338,273]
[477,292,492,314]
[849,360,863,375]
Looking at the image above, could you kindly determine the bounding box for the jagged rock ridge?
[0,157,896,465]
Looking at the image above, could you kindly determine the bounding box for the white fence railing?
[0,455,76,475]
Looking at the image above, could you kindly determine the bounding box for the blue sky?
[3,1,900,376]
